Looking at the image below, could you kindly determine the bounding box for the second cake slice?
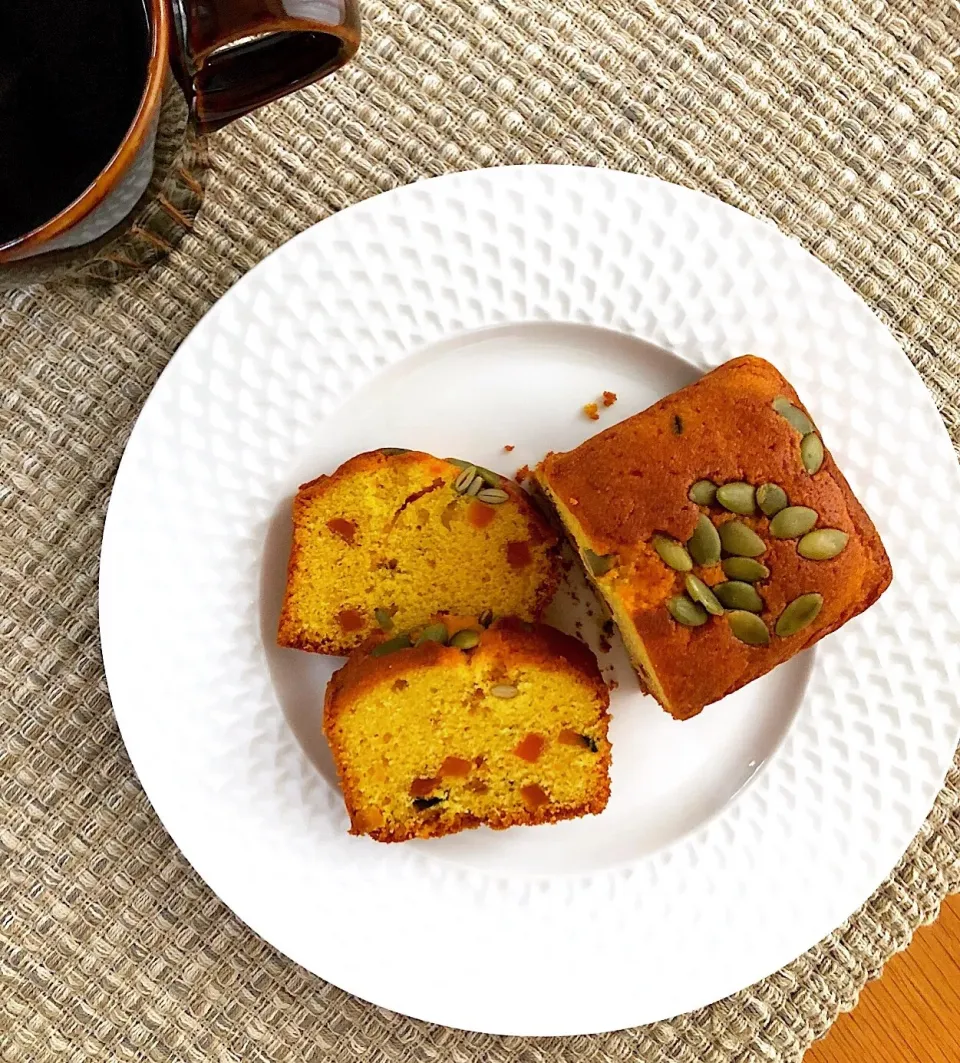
[324,617,612,841]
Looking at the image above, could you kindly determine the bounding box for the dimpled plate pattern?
[99,167,960,1036]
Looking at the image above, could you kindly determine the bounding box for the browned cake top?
[326,616,606,710]
[537,356,892,718]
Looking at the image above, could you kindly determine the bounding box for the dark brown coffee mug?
[0,0,360,264]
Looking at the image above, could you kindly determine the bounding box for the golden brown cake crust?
[535,355,892,720]
[324,618,612,842]
[276,449,561,656]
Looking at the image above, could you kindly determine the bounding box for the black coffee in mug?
[0,0,151,244]
[0,0,361,267]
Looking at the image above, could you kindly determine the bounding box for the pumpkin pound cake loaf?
[324,617,612,842]
[535,356,892,721]
[278,449,560,655]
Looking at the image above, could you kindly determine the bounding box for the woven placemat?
[2,0,960,1059]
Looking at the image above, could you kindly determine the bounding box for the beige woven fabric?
[3,0,960,1059]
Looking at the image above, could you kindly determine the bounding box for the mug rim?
[0,0,170,264]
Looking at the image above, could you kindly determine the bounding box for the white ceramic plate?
[100,167,960,1036]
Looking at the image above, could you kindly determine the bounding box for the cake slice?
[534,355,892,720]
[278,449,560,655]
[323,617,612,841]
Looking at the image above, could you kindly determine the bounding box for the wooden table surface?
[806,893,960,1063]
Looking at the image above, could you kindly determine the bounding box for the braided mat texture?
[3,0,960,1059]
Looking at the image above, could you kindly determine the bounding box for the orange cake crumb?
[583,402,600,420]
[602,391,617,407]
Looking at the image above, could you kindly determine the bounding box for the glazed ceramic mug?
[0,0,360,264]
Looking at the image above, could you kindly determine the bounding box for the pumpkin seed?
[688,479,718,505]
[490,684,518,699]
[453,465,477,493]
[721,557,770,582]
[380,447,410,456]
[477,487,509,505]
[446,457,503,487]
[801,432,824,474]
[652,534,693,572]
[416,623,448,645]
[688,513,722,566]
[477,609,494,628]
[374,607,394,632]
[584,549,617,577]
[727,610,771,645]
[714,580,764,613]
[371,634,413,657]
[769,506,818,538]
[716,482,757,515]
[475,465,504,487]
[773,395,814,435]
[798,528,848,560]
[775,593,823,637]
[718,520,766,557]
[666,595,708,626]
[684,574,724,616]
[465,475,483,497]
[449,628,480,650]
[756,482,788,517]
